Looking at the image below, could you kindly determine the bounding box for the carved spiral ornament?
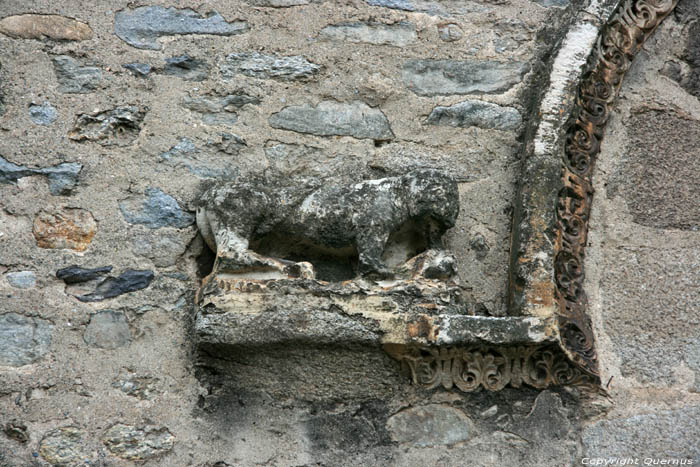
[554,0,677,376]
[394,345,595,392]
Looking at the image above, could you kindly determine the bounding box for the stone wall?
[0,0,698,466]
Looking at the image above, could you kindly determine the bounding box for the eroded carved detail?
[386,344,596,392]
[195,169,459,280]
[554,0,677,375]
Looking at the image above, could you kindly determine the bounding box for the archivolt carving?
[387,345,596,392]
[554,0,677,375]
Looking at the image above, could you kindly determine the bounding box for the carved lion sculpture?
[196,169,459,279]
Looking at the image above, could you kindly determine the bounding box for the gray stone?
[437,23,463,42]
[5,271,36,289]
[426,100,522,131]
[211,133,248,156]
[582,407,700,460]
[182,93,259,125]
[77,269,155,302]
[509,391,570,441]
[160,138,240,178]
[39,427,89,466]
[52,55,102,94]
[387,405,473,446]
[69,106,146,146]
[83,310,131,349]
[102,424,175,460]
[114,6,248,50]
[365,0,415,11]
[120,187,194,229]
[0,313,52,366]
[366,0,490,15]
[531,0,569,7]
[403,59,529,96]
[56,265,113,284]
[132,229,188,267]
[29,102,57,125]
[162,55,209,81]
[320,21,416,47]
[246,0,311,5]
[608,108,700,230]
[221,52,320,81]
[269,101,393,140]
[112,373,159,400]
[123,62,152,77]
[1,155,81,195]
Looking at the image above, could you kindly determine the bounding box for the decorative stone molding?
[384,344,596,392]
[510,0,677,382]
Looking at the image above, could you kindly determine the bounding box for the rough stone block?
[269,101,393,140]
[403,59,529,96]
[114,6,248,50]
[0,313,52,366]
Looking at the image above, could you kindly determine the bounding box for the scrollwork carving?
[554,0,677,376]
[389,345,596,392]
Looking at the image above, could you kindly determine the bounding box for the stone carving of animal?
[196,169,459,279]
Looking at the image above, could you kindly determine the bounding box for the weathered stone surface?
[162,55,209,81]
[599,247,700,388]
[33,207,96,251]
[102,424,175,460]
[212,133,247,156]
[582,407,700,460]
[196,169,455,277]
[0,14,92,41]
[1,155,81,195]
[269,101,393,140]
[4,421,29,443]
[160,138,240,177]
[76,269,155,302]
[320,21,416,47]
[387,405,473,446]
[52,55,102,94]
[0,313,52,366]
[437,22,463,42]
[532,0,569,7]
[114,6,248,50]
[247,0,312,5]
[83,310,131,349]
[112,372,159,400]
[221,52,321,81]
[182,93,259,125]
[5,271,36,289]
[120,188,194,229]
[607,108,700,230]
[123,62,152,77]
[69,106,145,146]
[403,60,529,96]
[29,102,57,125]
[39,427,89,465]
[56,265,112,284]
[426,100,522,131]
[508,391,570,441]
[132,229,188,267]
[365,0,414,11]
